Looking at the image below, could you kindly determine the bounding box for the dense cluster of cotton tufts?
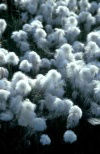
[44,94,73,118]
[0,0,100,145]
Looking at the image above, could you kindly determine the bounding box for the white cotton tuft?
[64,16,78,28]
[0,111,13,121]
[0,52,6,65]
[18,99,36,127]
[79,0,90,12]
[11,30,28,42]
[34,28,47,41]
[89,102,100,117]
[56,5,70,17]
[15,79,31,96]
[6,52,19,65]
[89,2,98,14]
[11,71,27,87]
[94,82,100,102]
[67,105,82,128]
[40,58,51,69]
[23,24,32,33]
[0,78,11,91]
[0,48,8,55]
[33,117,47,132]
[10,95,23,114]
[43,69,65,97]
[0,19,7,38]
[55,43,75,69]
[0,67,9,79]
[19,41,30,52]
[0,89,10,101]
[0,4,7,11]
[48,97,73,117]
[27,51,41,72]
[21,12,28,22]
[72,41,84,53]
[19,60,32,72]
[30,19,43,30]
[63,130,77,143]
[40,134,51,145]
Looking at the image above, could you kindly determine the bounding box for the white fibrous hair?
[63,130,77,143]
[0,19,7,38]
[67,105,82,128]
[40,134,51,145]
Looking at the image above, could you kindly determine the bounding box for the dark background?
[0,120,100,154]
